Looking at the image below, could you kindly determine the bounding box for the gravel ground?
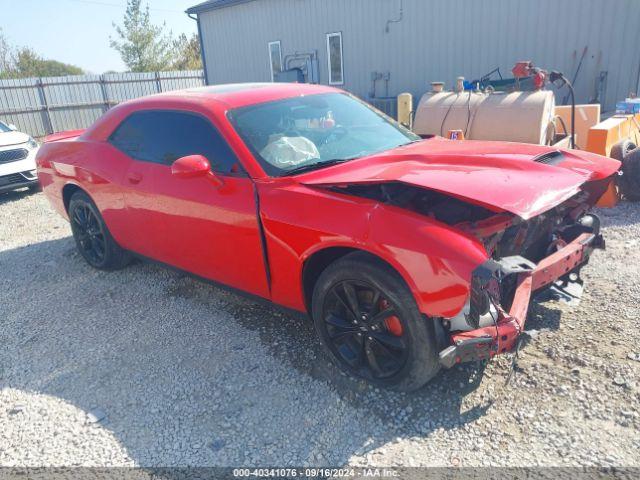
[1,189,639,468]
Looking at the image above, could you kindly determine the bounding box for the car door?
[109,109,270,299]
[107,111,168,258]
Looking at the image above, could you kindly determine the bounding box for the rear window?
[109,110,240,174]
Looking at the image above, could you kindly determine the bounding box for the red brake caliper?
[379,299,403,336]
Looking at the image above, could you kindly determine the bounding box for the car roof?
[82,82,344,146]
[133,82,341,110]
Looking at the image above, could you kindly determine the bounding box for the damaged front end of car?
[438,196,606,368]
[297,140,621,368]
[323,177,610,368]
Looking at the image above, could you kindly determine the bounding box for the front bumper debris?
[439,231,604,368]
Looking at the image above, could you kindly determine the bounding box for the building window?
[326,32,344,85]
[268,41,282,82]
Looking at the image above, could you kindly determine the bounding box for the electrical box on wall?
[274,69,306,83]
[277,51,319,84]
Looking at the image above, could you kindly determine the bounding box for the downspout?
[635,55,640,98]
[188,12,210,85]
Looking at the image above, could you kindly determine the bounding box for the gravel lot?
[1,189,639,468]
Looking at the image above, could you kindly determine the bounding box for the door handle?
[127,172,143,184]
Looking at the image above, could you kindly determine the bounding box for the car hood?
[0,131,30,148]
[296,137,621,219]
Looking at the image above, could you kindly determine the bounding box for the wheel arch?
[62,183,85,212]
[301,245,418,314]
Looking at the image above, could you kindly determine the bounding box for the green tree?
[171,33,202,71]
[11,48,84,78]
[110,0,174,72]
[0,30,84,79]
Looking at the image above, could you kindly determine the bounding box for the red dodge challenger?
[37,83,620,391]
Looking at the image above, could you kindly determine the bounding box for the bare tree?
[0,28,14,75]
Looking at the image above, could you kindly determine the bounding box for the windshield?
[228,93,420,176]
[0,122,11,133]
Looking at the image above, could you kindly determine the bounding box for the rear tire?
[610,139,636,161]
[68,191,131,270]
[619,148,640,202]
[311,252,440,391]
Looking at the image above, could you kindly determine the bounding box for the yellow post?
[397,93,413,130]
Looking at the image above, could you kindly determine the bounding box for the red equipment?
[512,61,548,90]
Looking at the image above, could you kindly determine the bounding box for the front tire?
[311,252,440,391]
[68,191,131,270]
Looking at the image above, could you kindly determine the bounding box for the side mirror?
[8,124,17,131]
[171,155,211,179]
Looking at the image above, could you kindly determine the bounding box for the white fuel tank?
[413,90,556,145]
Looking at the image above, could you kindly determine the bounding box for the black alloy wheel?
[68,190,131,270]
[321,279,409,380]
[312,252,441,391]
[71,202,107,265]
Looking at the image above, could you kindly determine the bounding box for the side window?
[326,32,344,85]
[109,110,241,174]
[268,41,282,82]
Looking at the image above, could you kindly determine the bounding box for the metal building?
[187,0,640,113]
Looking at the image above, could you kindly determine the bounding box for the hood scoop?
[533,150,565,165]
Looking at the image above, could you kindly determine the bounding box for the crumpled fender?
[260,180,489,317]
[365,202,489,318]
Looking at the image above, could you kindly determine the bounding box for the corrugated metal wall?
[198,0,640,112]
[0,70,205,138]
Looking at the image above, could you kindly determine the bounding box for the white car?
[0,120,40,194]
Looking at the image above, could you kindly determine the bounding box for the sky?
[0,0,199,73]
